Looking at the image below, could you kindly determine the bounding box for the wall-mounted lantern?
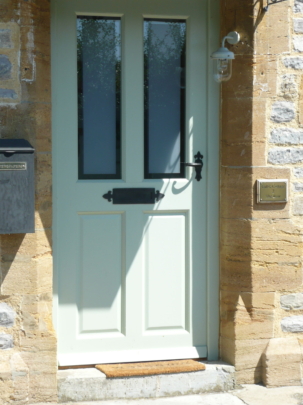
[211,31,240,83]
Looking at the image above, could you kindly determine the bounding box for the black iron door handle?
[182,151,204,181]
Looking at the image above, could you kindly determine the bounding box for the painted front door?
[52,0,219,366]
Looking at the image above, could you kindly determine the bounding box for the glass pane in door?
[77,16,121,179]
[144,19,186,179]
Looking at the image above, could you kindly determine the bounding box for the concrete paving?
[35,384,303,405]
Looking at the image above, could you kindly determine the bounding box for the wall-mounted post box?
[0,139,35,234]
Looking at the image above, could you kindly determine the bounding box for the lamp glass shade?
[213,58,232,83]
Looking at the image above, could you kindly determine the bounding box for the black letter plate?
[103,188,164,204]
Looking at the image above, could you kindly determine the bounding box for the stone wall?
[1,0,303,402]
[220,0,303,387]
[0,1,57,404]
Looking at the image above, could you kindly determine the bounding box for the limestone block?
[0,354,14,404]
[0,29,11,48]
[222,97,266,144]
[281,315,303,332]
[0,230,52,264]
[221,97,266,167]
[281,293,303,310]
[279,75,298,100]
[268,148,303,164]
[221,337,268,384]
[220,0,253,56]
[222,141,266,167]
[294,167,303,177]
[0,334,13,349]
[221,291,275,340]
[222,166,290,219]
[236,367,263,385]
[271,101,295,123]
[294,19,303,33]
[21,351,57,374]
[294,36,303,53]
[0,54,11,79]
[284,57,303,69]
[223,55,277,99]
[35,198,52,230]
[28,372,57,403]
[255,1,289,55]
[10,353,29,404]
[1,260,38,295]
[294,0,303,13]
[0,22,21,103]
[262,338,302,387]
[36,153,52,199]
[293,196,303,215]
[0,302,15,327]
[221,218,303,292]
[270,128,303,144]
[293,183,303,192]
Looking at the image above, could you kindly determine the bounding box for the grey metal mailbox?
[0,139,35,234]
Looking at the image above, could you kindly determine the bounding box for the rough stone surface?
[295,0,303,13]
[262,338,302,387]
[281,293,303,310]
[0,334,13,350]
[279,74,298,99]
[294,18,303,33]
[293,36,303,53]
[0,303,15,327]
[234,384,303,405]
[270,128,303,144]
[270,102,295,122]
[0,88,17,99]
[58,363,236,403]
[0,29,11,48]
[281,316,303,332]
[221,292,275,341]
[293,182,303,192]
[0,55,11,79]
[284,57,303,69]
[268,148,303,164]
[293,196,303,215]
[294,167,303,177]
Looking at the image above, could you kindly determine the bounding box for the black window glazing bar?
[144,19,186,179]
[77,16,121,180]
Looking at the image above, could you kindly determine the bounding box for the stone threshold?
[58,361,235,403]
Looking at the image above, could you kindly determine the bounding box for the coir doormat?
[95,359,205,378]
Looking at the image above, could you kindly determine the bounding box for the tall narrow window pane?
[78,17,121,179]
[144,19,186,179]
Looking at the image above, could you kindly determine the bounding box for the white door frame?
[51,0,220,362]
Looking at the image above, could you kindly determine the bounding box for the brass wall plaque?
[0,162,27,171]
[257,179,288,204]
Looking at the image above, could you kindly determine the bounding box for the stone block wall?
[2,0,303,402]
[0,1,56,404]
[220,0,303,387]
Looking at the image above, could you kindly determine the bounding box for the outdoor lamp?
[211,31,240,83]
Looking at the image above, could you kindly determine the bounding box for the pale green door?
[52,0,219,366]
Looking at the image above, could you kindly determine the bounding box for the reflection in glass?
[144,19,186,178]
[77,17,121,179]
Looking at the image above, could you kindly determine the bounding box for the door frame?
[51,0,220,362]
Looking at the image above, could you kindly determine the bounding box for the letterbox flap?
[0,139,34,153]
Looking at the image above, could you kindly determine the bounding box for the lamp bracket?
[263,0,288,12]
[222,32,240,48]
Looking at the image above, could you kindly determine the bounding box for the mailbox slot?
[0,139,35,234]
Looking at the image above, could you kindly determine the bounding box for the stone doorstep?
[57,362,235,403]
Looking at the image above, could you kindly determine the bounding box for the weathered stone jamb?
[219,0,303,387]
[0,1,57,404]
